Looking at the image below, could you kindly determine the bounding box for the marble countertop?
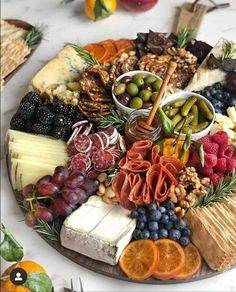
[1,0,236,291]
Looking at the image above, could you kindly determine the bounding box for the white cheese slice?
[60,196,136,265]
[185,38,236,91]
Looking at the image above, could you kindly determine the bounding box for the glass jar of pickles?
[125,109,162,146]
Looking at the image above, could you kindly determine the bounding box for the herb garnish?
[96,109,127,132]
[220,40,236,60]
[67,43,99,66]
[176,28,196,49]
[34,220,61,242]
[24,24,47,49]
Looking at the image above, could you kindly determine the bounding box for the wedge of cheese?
[60,196,136,265]
[185,38,236,91]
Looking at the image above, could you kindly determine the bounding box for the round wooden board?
[8,170,230,285]
[3,19,41,85]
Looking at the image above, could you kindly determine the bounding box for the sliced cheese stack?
[60,196,136,265]
[185,195,236,271]
[6,129,68,191]
[31,45,88,105]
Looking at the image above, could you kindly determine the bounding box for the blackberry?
[32,122,51,135]
[17,102,35,120]
[24,119,34,132]
[10,114,25,130]
[51,102,69,115]
[66,104,76,117]
[51,127,67,139]
[53,114,73,130]
[20,91,41,105]
[35,107,54,125]
[72,111,85,123]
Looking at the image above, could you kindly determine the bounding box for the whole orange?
[84,0,117,21]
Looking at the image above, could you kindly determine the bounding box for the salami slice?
[74,134,92,153]
[67,127,79,145]
[72,120,89,130]
[118,136,127,153]
[97,132,109,149]
[109,131,119,145]
[100,126,115,138]
[90,133,104,149]
[92,150,114,171]
[70,153,90,171]
[67,141,78,157]
[83,123,93,136]
[87,167,100,179]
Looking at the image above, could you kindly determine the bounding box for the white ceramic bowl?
[160,92,215,140]
[112,70,164,116]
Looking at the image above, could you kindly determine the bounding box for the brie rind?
[60,196,136,265]
[185,38,236,91]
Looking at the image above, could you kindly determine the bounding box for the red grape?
[37,182,59,196]
[34,207,53,222]
[22,184,34,197]
[62,187,80,205]
[23,199,31,210]
[52,166,69,185]
[82,178,99,193]
[53,198,72,217]
[74,188,88,204]
[25,212,37,227]
[64,173,85,188]
[36,175,52,186]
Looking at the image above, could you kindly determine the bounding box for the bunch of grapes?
[23,166,99,227]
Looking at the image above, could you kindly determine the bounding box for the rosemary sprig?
[176,28,196,49]
[220,41,236,60]
[194,169,236,207]
[34,220,60,242]
[106,166,119,184]
[24,24,47,49]
[67,43,99,66]
[96,109,127,132]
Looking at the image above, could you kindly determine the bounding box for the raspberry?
[203,143,219,156]
[212,131,228,145]
[204,153,217,168]
[209,173,222,187]
[198,135,212,144]
[198,166,213,177]
[227,157,236,174]
[191,151,200,165]
[218,144,233,159]
[214,158,227,173]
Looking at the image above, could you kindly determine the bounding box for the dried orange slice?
[153,239,186,280]
[119,240,159,280]
[83,43,108,63]
[174,243,202,280]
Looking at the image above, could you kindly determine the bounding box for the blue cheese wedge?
[60,196,136,265]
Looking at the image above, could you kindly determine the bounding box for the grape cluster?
[23,166,99,227]
[130,201,192,247]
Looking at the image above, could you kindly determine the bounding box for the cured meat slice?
[92,150,114,171]
[74,134,92,153]
[99,126,116,138]
[83,123,93,136]
[87,167,100,179]
[132,140,153,152]
[150,145,160,165]
[70,153,90,171]
[97,132,109,149]
[67,141,78,157]
[126,160,151,173]
[127,150,143,161]
[159,156,184,172]
[128,173,145,206]
[67,127,79,145]
[118,156,129,170]
[110,149,123,162]
[90,133,104,149]
[72,120,89,130]
[109,131,119,145]
[118,136,127,153]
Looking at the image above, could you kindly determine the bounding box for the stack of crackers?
[1,20,31,90]
[185,194,236,271]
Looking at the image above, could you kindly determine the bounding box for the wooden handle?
[146,61,177,126]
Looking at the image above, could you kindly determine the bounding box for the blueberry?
[138,207,146,215]
[149,210,162,221]
[202,90,211,98]
[165,221,174,230]
[205,86,212,91]
[169,213,178,222]
[130,210,139,219]
[161,214,169,224]
[169,229,181,240]
[167,209,175,216]
[223,91,231,99]
[166,201,175,210]
[132,228,141,240]
[214,82,222,90]
[148,221,159,231]
[210,87,217,95]
[158,206,166,214]
[179,236,190,247]
[138,214,147,223]
[227,98,236,107]
[181,227,192,237]
[147,203,157,212]
[159,228,168,238]
[174,219,187,230]
[140,229,150,239]
[215,93,223,100]
[150,231,159,240]
[137,221,146,230]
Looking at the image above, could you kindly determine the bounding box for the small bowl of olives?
[112,70,164,115]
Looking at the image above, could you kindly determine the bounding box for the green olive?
[151,91,159,103]
[126,83,139,97]
[152,79,162,91]
[144,75,157,84]
[130,97,143,109]
[133,77,145,88]
[113,83,126,96]
[133,73,146,80]
[139,89,152,102]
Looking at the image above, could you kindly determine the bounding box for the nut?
[102,196,113,205]
[98,183,106,195]
[96,191,104,197]
[98,172,107,183]
[104,186,115,198]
